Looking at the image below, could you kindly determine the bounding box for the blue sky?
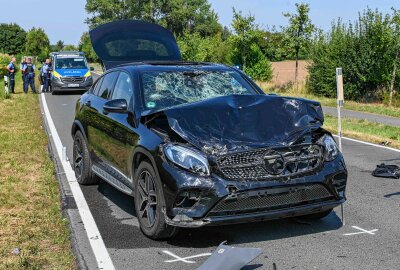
[0,0,399,45]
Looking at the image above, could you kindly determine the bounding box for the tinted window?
[111,72,133,105]
[92,77,103,95]
[97,72,118,99]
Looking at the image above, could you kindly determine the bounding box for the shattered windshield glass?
[141,70,257,110]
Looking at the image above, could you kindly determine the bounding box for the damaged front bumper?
[157,153,347,228]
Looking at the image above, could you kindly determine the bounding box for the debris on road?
[197,241,262,270]
[372,163,400,179]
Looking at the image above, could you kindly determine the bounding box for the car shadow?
[92,181,342,250]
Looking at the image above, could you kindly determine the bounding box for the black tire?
[73,130,99,185]
[301,209,333,220]
[134,161,178,239]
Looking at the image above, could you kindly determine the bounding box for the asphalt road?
[322,106,400,127]
[43,92,400,270]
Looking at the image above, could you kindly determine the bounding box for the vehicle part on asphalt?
[196,241,262,270]
[372,163,400,179]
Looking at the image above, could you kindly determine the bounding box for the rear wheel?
[301,209,333,220]
[134,161,178,239]
[73,130,99,185]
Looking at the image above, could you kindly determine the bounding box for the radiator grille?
[216,144,324,180]
[61,76,84,83]
[208,184,334,216]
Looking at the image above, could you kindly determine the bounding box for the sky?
[0,0,399,45]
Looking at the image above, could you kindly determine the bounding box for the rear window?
[105,38,169,58]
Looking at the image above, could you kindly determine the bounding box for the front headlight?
[164,144,210,176]
[85,75,93,81]
[319,134,339,161]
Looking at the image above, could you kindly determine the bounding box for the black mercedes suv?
[71,20,347,239]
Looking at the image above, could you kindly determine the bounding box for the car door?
[86,71,119,168]
[100,71,139,186]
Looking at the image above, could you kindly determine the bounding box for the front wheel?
[134,161,178,239]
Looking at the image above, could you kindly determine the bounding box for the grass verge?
[323,115,400,149]
[0,75,75,269]
[258,81,400,118]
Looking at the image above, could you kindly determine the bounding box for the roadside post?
[336,67,345,225]
[4,75,9,97]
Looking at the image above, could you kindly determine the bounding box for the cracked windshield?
[141,70,257,110]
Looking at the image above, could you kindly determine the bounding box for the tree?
[25,27,50,60]
[56,40,64,51]
[389,9,400,106]
[84,0,222,37]
[228,9,272,81]
[63,44,78,51]
[283,3,315,88]
[0,23,26,55]
[78,32,98,62]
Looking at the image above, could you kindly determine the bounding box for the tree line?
[1,1,400,104]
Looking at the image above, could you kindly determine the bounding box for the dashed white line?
[40,93,115,270]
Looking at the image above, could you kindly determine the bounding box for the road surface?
[43,92,400,270]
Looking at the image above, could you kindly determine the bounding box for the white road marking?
[40,94,115,270]
[163,250,212,263]
[334,135,400,153]
[343,226,378,236]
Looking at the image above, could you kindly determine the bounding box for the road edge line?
[40,93,115,270]
[334,135,400,153]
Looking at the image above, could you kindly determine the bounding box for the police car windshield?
[55,57,87,69]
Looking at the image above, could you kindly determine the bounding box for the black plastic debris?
[197,241,262,270]
[372,163,400,179]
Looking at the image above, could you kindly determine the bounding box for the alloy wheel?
[74,138,83,178]
[137,170,158,227]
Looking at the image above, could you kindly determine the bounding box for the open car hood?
[162,95,324,154]
[89,20,181,70]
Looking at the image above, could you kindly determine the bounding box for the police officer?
[22,58,36,94]
[41,58,52,93]
[6,57,16,94]
[20,57,27,87]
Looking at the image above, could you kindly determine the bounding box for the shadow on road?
[82,180,342,250]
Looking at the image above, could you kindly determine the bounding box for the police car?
[50,51,94,94]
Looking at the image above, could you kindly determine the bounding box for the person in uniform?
[20,57,27,87]
[41,58,52,93]
[6,57,16,94]
[22,58,36,93]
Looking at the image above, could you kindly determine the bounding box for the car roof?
[108,61,233,73]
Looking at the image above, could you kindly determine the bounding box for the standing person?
[6,57,16,94]
[41,59,51,93]
[22,58,36,94]
[20,57,27,88]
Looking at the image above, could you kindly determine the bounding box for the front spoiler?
[163,198,345,228]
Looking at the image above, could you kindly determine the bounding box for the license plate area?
[68,83,79,88]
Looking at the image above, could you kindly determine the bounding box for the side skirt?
[92,165,133,195]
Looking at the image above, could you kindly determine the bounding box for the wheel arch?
[131,147,161,183]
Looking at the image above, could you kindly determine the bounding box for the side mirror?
[103,99,128,114]
[90,66,95,71]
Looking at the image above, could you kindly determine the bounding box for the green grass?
[0,75,75,269]
[323,115,400,148]
[257,81,400,118]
